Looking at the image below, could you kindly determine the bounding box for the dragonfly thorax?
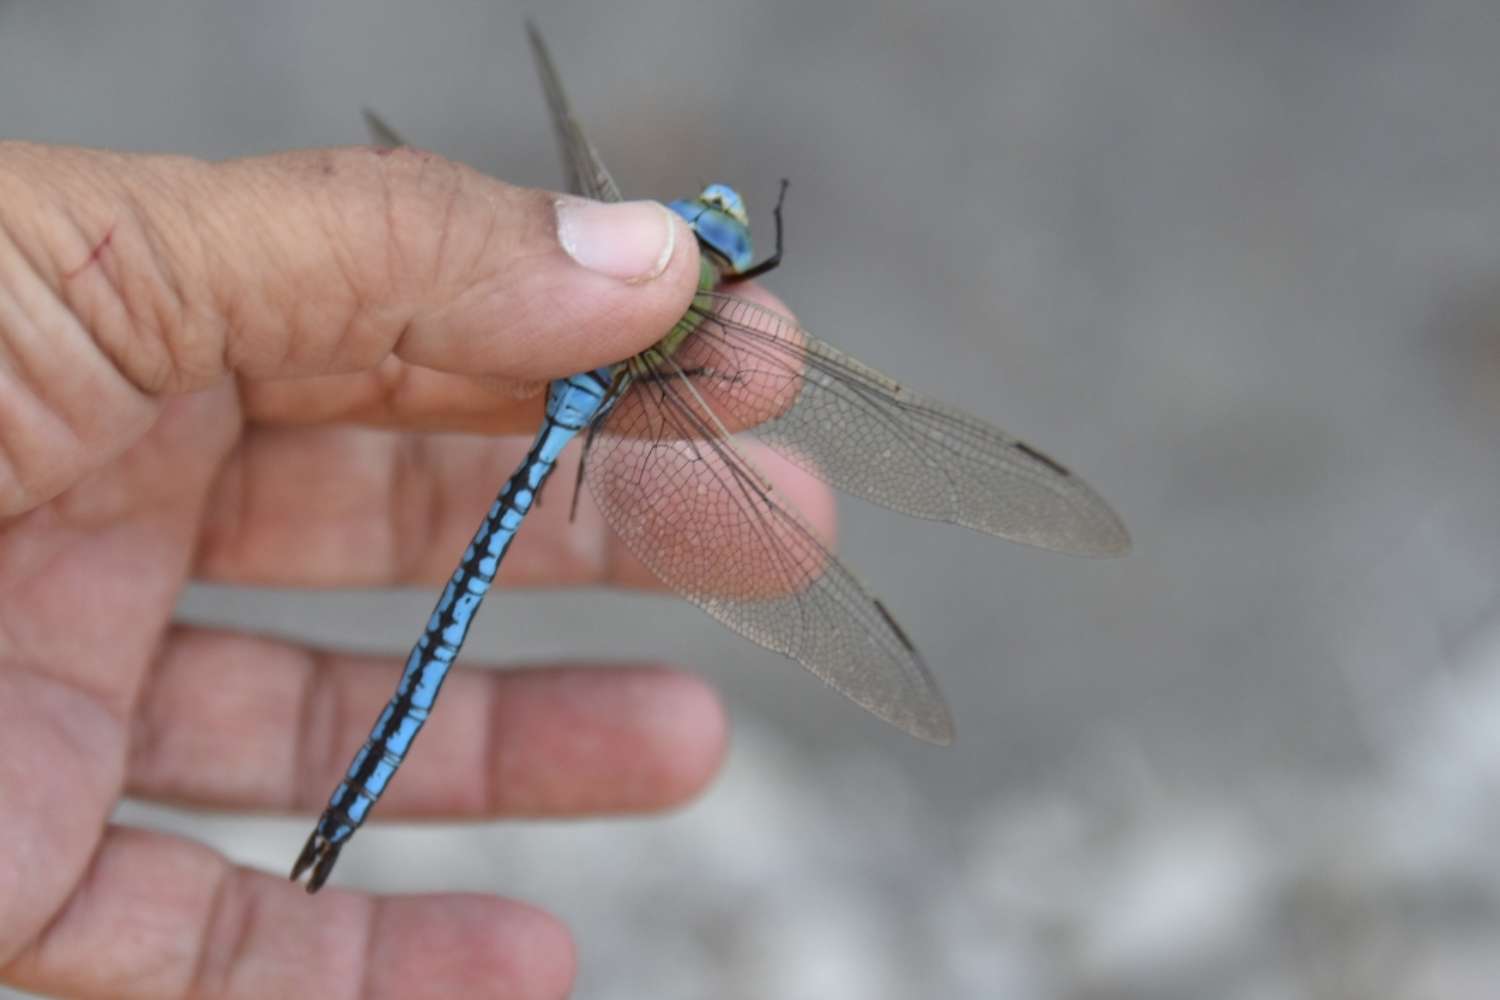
[668,183,754,274]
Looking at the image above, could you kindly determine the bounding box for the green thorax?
[633,182,756,372]
[635,254,723,370]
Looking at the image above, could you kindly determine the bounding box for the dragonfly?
[291,22,1129,892]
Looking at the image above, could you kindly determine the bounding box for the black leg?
[724,178,789,283]
[634,365,746,390]
[568,420,600,523]
[568,371,629,522]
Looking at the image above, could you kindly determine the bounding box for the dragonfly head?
[668,183,754,274]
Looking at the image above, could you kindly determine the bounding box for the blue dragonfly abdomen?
[291,367,615,891]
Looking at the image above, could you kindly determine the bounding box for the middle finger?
[128,627,727,819]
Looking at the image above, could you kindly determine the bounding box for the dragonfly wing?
[526,20,623,203]
[587,363,954,744]
[666,292,1130,556]
[361,108,410,149]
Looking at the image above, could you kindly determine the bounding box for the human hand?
[0,141,806,998]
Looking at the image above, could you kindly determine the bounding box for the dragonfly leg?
[568,372,627,522]
[569,418,601,523]
[723,178,789,283]
[636,364,747,389]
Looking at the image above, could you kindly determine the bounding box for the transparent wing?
[660,292,1130,556]
[526,20,623,203]
[361,108,410,149]
[587,361,954,744]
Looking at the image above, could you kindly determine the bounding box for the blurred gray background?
[5,1,1500,997]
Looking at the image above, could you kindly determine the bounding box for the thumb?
[1,142,697,384]
[0,142,698,510]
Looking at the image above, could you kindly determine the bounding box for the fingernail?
[555,198,676,283]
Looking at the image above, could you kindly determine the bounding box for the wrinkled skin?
[0,142,832,999]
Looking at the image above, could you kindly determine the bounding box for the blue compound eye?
[667,186,755,272]
[693,209,754,272]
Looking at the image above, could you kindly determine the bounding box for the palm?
[0,137,728,997]
[0,386,235,976]
[0,381,724,997]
